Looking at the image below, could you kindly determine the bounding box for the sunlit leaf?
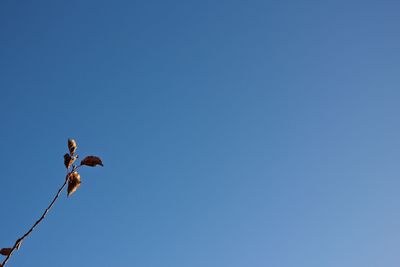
[80,156,103,167]
[68,139,77,155]
[67,172,81,197]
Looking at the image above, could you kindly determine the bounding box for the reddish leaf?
[68,139,77,155]
[81,156,103,167]
[0,248,12,256]
[67,172,81,197]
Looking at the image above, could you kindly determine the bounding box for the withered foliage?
[64,153,77,169]
[0,139,103,266]
[0,249,11,257]
[64,139,103,197]
[67,172,81,197]
[68,139,77,155]
[81,156,104,167]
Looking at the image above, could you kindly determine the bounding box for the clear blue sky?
[1,1,400,266]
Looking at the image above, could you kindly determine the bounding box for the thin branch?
[1,179,68,266]
[1,139,103,266]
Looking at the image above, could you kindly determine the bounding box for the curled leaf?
[64,153,71,168]
[63,153,77,169]
[67,172,81,197]
[0,248,12,256]
[68,139,77,155]
[81,156,103,167]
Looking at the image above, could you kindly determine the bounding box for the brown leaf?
[64,153,71,168]
[67,172,81,197]
[68,139,77,155]
[0,248,12,256]
[81,156,103,167]
[63,153,77,169]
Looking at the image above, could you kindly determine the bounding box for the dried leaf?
[64,153,71,168]
[63,153,76,169]
[81,156,103,167]
[0,248,12,256]
[67,172,81,197]
[68,139,77,155]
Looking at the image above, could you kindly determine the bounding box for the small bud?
[15,239,22,250]
[68,139,77,155]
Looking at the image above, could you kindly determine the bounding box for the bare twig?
[1,179,68,266]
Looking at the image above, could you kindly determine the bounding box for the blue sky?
[1,1,400,266]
